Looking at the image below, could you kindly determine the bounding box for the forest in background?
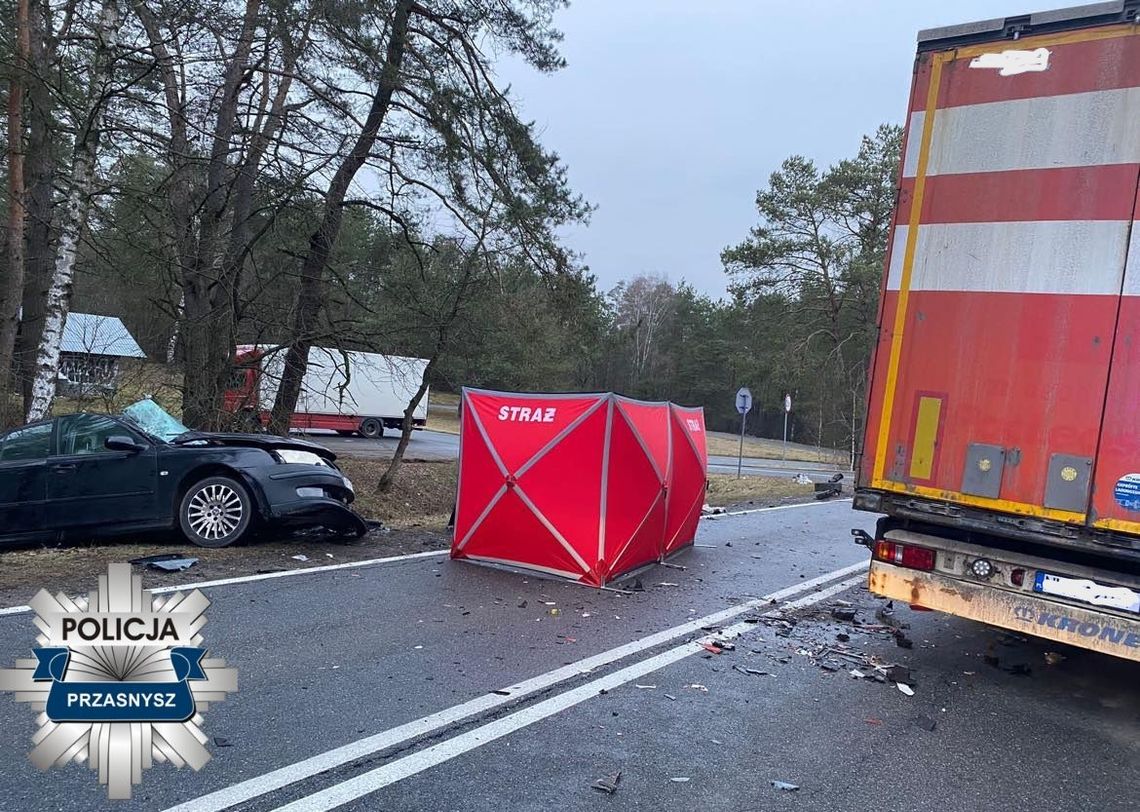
[0,0,901,483]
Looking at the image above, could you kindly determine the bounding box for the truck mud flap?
[868,562,1140,662]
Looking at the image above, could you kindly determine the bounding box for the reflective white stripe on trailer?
[886,220,1130,294]
[902,86,1140,178]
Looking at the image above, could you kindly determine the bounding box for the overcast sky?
[500,0,1019,298]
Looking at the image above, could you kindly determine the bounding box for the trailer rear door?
[863,23,1140,528]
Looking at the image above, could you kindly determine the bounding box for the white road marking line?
[0,498,851,616]
[161,560,869,812]
[274,573,868,812]
[703,498,853,519]
[0,550,449,617]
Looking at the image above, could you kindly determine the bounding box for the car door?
[0,421,53,538]
[46,414,159,530]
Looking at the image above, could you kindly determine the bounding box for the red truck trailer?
[855,3,1140,661]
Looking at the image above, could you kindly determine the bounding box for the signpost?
[735,387,752,478]
[782,393,792,460]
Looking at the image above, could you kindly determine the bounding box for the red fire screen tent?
[451,388,708,587]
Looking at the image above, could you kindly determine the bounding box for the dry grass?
[705,431,847,465]
[337,458,457,530]
[706,473,814,507]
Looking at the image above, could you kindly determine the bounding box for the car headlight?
[296,487,325,498]
[342,476,354,494]
[276,449,330,467]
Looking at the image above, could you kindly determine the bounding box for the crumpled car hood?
[171,432,338,461]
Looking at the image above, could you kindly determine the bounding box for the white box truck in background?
[225,346,430,438]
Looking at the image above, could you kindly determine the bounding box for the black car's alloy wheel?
[179,476,252,547]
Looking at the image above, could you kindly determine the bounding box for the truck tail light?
[873,540,936,571]
[1010,568,1025,587]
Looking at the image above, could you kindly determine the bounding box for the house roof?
[60,313,146,358]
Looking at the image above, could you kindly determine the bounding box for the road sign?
[735,387,752,478]
[784,393,792,413]
[736,387,753,415]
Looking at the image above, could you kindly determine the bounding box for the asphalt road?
[307,429,846,481]
[0,502,1135,811]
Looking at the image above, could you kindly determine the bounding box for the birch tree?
[25,0,122,421]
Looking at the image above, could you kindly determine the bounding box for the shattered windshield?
[121,399,191,442]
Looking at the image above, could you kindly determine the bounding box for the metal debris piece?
[635,684,656,690]
[670,777,691,783]
[129,554,199,572]
[213,736,232,747]
[896,682,915,696]
[657,582,680,587]
[291,554,309,562]
[770,780,800,792]
[683,683,708,692]
[850,669,866,679]
[664,693,677,701]
[831,607,857,622]
[591,772,622,794]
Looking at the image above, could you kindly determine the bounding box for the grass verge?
[705,431,847,465]
[706,473,814,508]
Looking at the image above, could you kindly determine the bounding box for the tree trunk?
[17,0,56,413]
[377,357,434,494]
[131,0,263,428]
[25,0,120,423]
[268,0,412,435]
[0,0,31,399]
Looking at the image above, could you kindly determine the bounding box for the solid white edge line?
[160,559,869,812]
[273,573,869,812]
[0,550,449,617]
[0,498,855,617]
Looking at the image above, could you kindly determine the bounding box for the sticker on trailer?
[1113,473,1140,512]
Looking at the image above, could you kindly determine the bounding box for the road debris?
[664,693,677,701]
[591,772,622,794]
[701,643,724,655]
[657,582,680,588]
[291,554,310,562]
[213,736,232,747]
[670,777,691,783]
[865,718,883,726]
[831,606,857,622]
[884,665,913,684]
[914,715,937,732]
[684,683,708,692]
[517,600,528,609]
[770,780,800,792]
[896,682,915,696]
[732,665,775,677]
[1044,651,1067,666]
[793,473,812,485]
[130,554,199,572]
[635,684,656,689]
[548,608,561,617]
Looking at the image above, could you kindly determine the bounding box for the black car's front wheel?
[179,476,252,547]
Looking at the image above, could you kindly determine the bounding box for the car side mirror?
[105,435,145,453]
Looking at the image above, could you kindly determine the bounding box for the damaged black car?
[0,399,365,548]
